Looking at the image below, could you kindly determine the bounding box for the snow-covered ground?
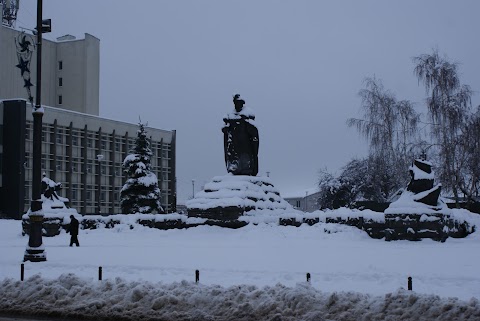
[1,209,480,320]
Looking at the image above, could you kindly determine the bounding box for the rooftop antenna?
[1,0,20,27]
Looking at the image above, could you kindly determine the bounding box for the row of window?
[58,60,63,105]
[25,126,171,157]
[24,154,171,180]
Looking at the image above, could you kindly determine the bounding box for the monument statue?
[406,158,441,206]
[222,94,259,176]
[42,173,64,201]
[186,94,291,223]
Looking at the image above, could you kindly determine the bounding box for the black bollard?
[21,263,24,281]
[306,273,311,283]
[99,266,102,281]
[408,276,412,291]
[195,269,199,283]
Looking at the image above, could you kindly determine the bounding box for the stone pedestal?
[186,175,290,224]
[22,195,79,237]
[384,212,450,242]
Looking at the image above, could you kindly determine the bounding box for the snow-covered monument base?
[384,159,469,242]
[186,175,291,226]
[22,176,79,237]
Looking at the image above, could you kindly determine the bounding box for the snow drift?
[1,274,479,321]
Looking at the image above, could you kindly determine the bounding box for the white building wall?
[0,25,99,115]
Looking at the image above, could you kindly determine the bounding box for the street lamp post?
[96,154,104,214]
[192,179,195,199]
[23,0,50,262]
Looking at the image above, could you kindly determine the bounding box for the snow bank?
[1,274,479,321]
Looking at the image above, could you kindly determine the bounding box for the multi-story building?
[0,25,100,115]
[0,100,176,218]
[0,24,176,219]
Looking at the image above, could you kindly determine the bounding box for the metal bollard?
[306,273,311,283]
[99,266,102,281]
[408,276,412,291]
[195,269,199,283]
[21,263,24,281]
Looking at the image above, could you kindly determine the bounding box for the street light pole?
[96,154,104,214]
[192,179,195,198]
[24,0,46,262]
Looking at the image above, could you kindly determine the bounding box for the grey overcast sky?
[16,1,480,202]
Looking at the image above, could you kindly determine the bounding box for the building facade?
[0,100,176,219]
[1,22,177,219]
[0,25,100,115]
[284,191,320,212]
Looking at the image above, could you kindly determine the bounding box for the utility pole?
[24,0,50,262]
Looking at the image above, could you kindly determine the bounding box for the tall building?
[0,25,100,115]
[0,23,176,219]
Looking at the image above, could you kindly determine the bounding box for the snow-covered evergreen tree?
[120,123,163,214]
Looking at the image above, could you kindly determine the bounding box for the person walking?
[68,215,80,247]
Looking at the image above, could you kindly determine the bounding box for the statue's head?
[233,94,245,112]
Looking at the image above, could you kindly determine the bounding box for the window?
[72,135,78,146]
[58,95,63,105]
[101,139,107,150]
[86,191,91,200]
[56,156,63,170]
[24,153,30,168]
[24,127,29,140]
[100,191,106,202]
[86,163,92,173]
[296,200,301,208]
[56,129,63,144]
[58,77,63,87]
[58,60,63,70]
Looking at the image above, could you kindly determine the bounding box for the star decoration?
[16,58,30,76]
[19,35,33,53]
[23,78,34,89]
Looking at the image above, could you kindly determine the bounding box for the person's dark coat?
[69,216,79,236]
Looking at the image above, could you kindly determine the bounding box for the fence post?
[306,272,311,283]
[195,269,199,283]
[99,266,102,281]
[21,263,24,281]
[408,276,412,291]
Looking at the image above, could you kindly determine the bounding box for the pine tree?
[120,122,163,214]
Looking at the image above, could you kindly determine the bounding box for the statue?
[222,94,259,176]
[186,94,291,221]
[406,158,441,207]
[42,173,64,201]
